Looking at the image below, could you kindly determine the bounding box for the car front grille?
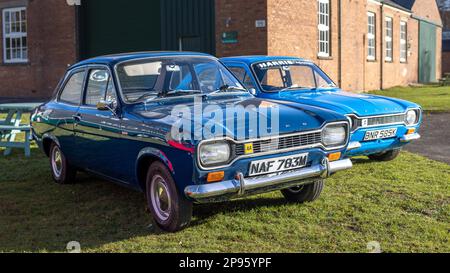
[235,132,322,156]
[366,114,406,126]
[351,114,406,130]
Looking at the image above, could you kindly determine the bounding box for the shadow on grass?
[192,197,288,227]
[0,149,290,252]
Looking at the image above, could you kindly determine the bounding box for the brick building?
[0,0,443,99]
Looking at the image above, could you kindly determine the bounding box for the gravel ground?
[406,112,450,165]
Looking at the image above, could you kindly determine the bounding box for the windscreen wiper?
[205,85,248,97]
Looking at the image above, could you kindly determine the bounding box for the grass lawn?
[0,145,449,252]
[369,86,450,112]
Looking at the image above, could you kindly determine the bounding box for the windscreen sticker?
[255,60,312,70]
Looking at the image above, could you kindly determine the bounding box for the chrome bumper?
[185,158,353,203]
[348,133,421,149]
[400,133,421,142]
[347,141,362,151]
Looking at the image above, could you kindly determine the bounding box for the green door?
[419,21,437,83]
[79,0,162,59]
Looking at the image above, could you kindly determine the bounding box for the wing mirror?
[96,100,116,113]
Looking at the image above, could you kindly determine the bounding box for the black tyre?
[146,162,193,232]
[368,149,401,162]
[281,179,324,203]
[49,143,77,184]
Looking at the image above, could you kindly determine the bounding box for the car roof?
[69,51,215,69]
[220,55,312,65]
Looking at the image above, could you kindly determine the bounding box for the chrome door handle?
[72,114,82,122]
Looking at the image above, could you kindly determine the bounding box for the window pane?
[60,72,85,104]
[229,67,246,83]
[85,70,110,106]
[105,78,118,106]
[5,38,11,49]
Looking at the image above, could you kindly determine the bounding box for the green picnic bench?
[0,103,42,157]
[438,73,450,86]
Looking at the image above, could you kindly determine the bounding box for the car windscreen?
[116,56,246,103]
[252,60,336,92]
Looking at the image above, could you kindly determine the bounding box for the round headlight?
[199,141,231,167]
[406,110,418,125]
[322,125,347,147]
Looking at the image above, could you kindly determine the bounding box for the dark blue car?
[222,56,422,161]
[31,52,352,232]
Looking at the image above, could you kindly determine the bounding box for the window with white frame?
[385,17,393,62]
[2,7,28,63]
[318,0,330,57]
[367,12,376,61]
[400,21,407,63]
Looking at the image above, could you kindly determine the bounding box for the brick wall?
[266,0,340,87]
[443,51,450,73]
[215,0,268,57]
[340,0,366,91]
[378,5,419,89]
[0,0,77,98]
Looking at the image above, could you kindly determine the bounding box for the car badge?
[362,119,369,127]
[244,143,254,155]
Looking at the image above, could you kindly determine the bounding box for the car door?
[73,66,124,180]
[51,68,87,166]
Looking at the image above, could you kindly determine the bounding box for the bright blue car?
[31,52,353,232]
[221,56,422,161]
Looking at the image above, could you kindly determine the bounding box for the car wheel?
[146,162,193,232]
[368,149,401,162]
[281,179,324,203]
[49,143,77,184]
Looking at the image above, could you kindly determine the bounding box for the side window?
[228,66,256,89]
[85,69,117,107]
[105,78,118,107]
[228,67,246,82]
[59,71,85,104]
[243,73,256,89]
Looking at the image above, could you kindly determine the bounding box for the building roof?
[71,51,214,69]
[390,0,416,10]
[444,40,450,52]
[444,31,450,51]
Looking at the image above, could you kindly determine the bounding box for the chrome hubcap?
[150,175,171,221]
[51,147,63,178]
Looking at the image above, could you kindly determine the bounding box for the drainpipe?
[338,0,342,88]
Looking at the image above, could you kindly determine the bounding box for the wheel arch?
[136,147,175,192]
[42,134,60,157]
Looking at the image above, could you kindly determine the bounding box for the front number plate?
[248,153,308,177]
[363,128,398,141]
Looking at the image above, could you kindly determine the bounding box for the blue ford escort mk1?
[31,52,353,232]
[221,56,422,161]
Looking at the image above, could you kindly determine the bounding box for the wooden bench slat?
[0,125,31,131]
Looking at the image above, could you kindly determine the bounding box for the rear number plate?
[364,129,398,141]
[248,153,308,177]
